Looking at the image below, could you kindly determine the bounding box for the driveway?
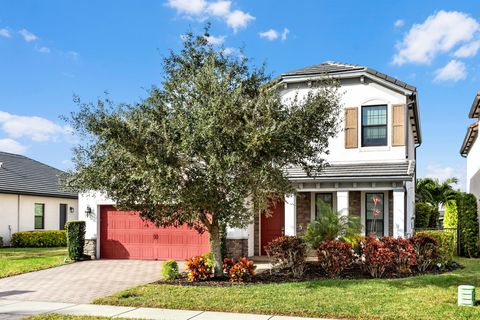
[0,260,163,304]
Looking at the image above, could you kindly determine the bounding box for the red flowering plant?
[381,237,417,274]
[317,241,354,278]
[223,257,256,282]
[185,255,213,282]
[361,237,395,278]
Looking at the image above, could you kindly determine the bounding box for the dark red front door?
[100,205,210,260]
[261,199,285,255]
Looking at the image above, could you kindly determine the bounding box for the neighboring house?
[460,91,480,222]
[0,152,78,246]
[79,62,421,259]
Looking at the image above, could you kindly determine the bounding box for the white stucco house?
[0,152,78,246]
[79,62,421,259]
[460,91,480,221]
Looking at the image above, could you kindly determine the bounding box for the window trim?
[315,192,333,219]
[361,105,388,147]
[365,193,385,237]
[35,203,45,230]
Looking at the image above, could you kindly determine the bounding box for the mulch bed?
[156,261,463,287]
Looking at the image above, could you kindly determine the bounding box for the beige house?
[0,152,78,246]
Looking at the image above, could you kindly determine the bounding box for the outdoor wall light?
[85,205,92,215]
[69,206,75,213]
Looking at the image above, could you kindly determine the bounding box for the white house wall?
[466,137,480,221]
[0,194,78,246]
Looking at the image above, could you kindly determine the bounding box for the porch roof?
[286,160,414,182]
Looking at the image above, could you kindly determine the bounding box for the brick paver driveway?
[0,260,163,303]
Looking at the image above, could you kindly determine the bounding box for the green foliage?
[416,230,455,267]
[416,177,458,227]
[414,202,434,228]
[185,255,213,282]
[265,236,307,278]
[64,26,341,276]
[162,260,179,280]
[0,236,3,247]
[443,201,458,229]
[457,193,479,257]
[316,240,354,278]
[409,233,439,272]
[65,221,86,260]
[303,206,361,249]
[223,257,256,282]
[11,231,67,247]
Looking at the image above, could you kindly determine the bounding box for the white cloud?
[18,29,38,42]
[394,19,405,28]
[0,138,27,154]
[35,46,50,53]
[0,28,11,38]
[222,47,235,55]
[207,0,231,17]
[225,10,254,32]
[205,34,226,45]
[393,11,480,65]
[259,28,289,41]
[434,59,467,82]
[425,163,465,191]
[454,40,480,58]
[166,0,206,16]
[0,111,71,142]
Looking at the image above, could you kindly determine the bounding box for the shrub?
[0,236,3,247]
[265,236,307,278]
[65,221,86,260]
[185,254,213,282]
[416,230,454,267]
[361,237,394,278]
[381,237,416,274]
[11,230,67,247]
[303,207,361,249]
[415,202,433,228]
[223,257,256,282]
[409,234,439,272]
[317,241,354,278]
[457,193,479,257]
[443,201,458,229]
[162,260,179,280]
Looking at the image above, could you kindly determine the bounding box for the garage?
[99,205,210,260]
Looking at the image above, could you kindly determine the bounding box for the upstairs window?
[362,105,387,147]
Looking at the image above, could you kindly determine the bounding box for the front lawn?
[94,257,480,320]
[0,247,68,278]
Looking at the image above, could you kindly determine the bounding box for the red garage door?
[100,205,210,260]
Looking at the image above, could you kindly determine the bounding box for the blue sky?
[1,1,479,189]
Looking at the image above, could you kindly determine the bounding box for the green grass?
[25,315,139,320]
[0,247,68,278]
[94,258,480,320]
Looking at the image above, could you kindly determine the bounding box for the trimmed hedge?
[11,230,67,247]
[416,230,455,267]
[457,193,479,257]
[162,260,179,280]
[0,236,3,247]
[415,202,434,228]
[65,221,86,260]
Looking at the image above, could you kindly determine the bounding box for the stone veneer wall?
[84,239,96,259]
[296,192,311,235]
[388,190,393,236]
[226,239,248,258]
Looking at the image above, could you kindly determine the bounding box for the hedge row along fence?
[65,221,86,260]
[11,230,67,247]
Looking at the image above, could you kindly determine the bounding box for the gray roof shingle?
[286,161,414,181]
[281,61,417,92]
[0,151,77,198]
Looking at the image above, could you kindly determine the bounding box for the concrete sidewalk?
[0,299,333,320]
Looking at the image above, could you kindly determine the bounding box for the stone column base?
[225,239,248,258]
[84,239,97,259]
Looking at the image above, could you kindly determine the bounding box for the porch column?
[393,189,405,237]
[284,194,296,236]
[337,191,349,217]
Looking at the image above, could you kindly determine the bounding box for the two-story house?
[78,62,421,260]
[460,91,480,222]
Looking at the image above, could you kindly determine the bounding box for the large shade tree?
[65,28,341,275]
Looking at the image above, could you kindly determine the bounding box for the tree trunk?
[209,220,223,277]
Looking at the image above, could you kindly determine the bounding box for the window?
[362,105,387,147]
[35,203,45,229]
[315,193,333,219]
[365,193,384,237]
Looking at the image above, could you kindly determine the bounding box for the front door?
[261,199,285,255]
[59,204,67,230]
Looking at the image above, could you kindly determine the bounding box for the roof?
[460,122,479,157]
[0,151,77,198]
[281,61,417,92]
[285,160,415,182]
[469,91,480,118]
[279,62,422,145]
